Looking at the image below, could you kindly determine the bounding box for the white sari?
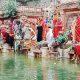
[46,28,54,47]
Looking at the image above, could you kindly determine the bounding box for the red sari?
[53,19,62,38]
[74,17,80,57]
[74,45,80,56]
[75,17,80,42]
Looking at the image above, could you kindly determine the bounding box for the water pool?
[0,53,80,80]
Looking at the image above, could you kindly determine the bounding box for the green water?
[0,53,80,80]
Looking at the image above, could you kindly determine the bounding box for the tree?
[3,0,18,18]
[16,0,40,5]
[78,0,80,6]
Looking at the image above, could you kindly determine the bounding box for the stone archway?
[62,10,80,31]
[66,13,78,29]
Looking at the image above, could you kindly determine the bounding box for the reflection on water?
[0,53,80,80]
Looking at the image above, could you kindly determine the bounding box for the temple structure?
[60,0,80,30]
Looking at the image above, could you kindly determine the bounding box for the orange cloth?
[42,23,49,40]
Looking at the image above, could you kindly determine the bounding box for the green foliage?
[25,0,33,1]
[3,0,17,18]
[79,0,80,6]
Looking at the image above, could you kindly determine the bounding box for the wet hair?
[72,47,74,50]
[16,21,20,25]
[6,33,14,48]
[48,26,51,28]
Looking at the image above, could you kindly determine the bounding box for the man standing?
[37,23,43,42]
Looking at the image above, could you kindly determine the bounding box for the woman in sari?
[72,17,80,63]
